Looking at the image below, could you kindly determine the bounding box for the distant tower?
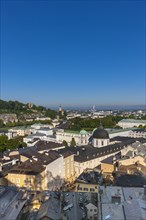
[59,105,64,116]
[90,105,96,114]
[27,103,33,109]
[59,105,62,112]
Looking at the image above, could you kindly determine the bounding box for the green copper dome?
[80,129,87,135]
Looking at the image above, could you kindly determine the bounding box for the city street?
[63,192,87,220]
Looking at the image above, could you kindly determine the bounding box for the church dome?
[80,129,87,135]
[92,125,109,139]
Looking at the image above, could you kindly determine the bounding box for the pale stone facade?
[118,119,146,128]
[92,138,110,148]
[74,151,120,177]
[56,129,90,145]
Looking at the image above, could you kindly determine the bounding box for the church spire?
[99,119,103,129]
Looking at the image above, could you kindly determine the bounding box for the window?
[90,188,95,192]
[84,188,88,191]
[94,209,97,212]
[90,209,93,212]
[16,178,20,183]
[11,178,14,182]
[78,187,82,190]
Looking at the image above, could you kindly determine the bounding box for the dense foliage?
[0,99,58,122]
[67,115,124,131]
[0,135,27,152]
[70,138,76,146]
[45,109,57,119]
[62,140,68,147]
[141,115,146,120]
[0,100,25,111]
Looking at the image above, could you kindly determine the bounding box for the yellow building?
[75,180,98,193]
[6,150,65,191]
[61,151,76,183]
[6,160,46,191]
[75,170,102,193]
[100,162,114,174]
[100,153,121,177]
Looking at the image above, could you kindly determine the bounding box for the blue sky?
[1,0,145,108]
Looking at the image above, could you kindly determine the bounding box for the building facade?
[56,129,90,146]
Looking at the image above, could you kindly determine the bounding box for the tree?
[45,109,57,119]
[138,124,143,128]
[128,114,135,119]
[7,139,20,149]
[0,135,8,152]
[70,138,76,147]
[141,115,146,120]
[62,140,68,147]
[0,135,27,152]
[0,119,4,127]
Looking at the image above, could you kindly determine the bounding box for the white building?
[36,116,51,121]
[33,128,53,136]
[43,151,64,191]
[31,123,51,130]
[118,119,146,128]
[73,142,123,177]
[92,125,110,148]
[0,113,18,124]
[9,126,33,136]
[129,129,146,138]
[86,203,98,220]
[23,133,47,144]
[56,129,90,145]
[107,128,132,138]
[52,119,60,128]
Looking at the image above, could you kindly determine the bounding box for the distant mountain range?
[1,99,145,112]
[49,105,146,111]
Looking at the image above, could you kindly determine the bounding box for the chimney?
[116,189,120,196]
[111,195,121,204]
[0,163,2,172]
[33,157,38,161]
[77,151,79,156]
[132,150,135,158]
[12,159,16,165]
[112,156,116,164]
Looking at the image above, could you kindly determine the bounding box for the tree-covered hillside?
[0,99,57,119]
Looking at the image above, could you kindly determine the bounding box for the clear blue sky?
[1,0,145,108]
